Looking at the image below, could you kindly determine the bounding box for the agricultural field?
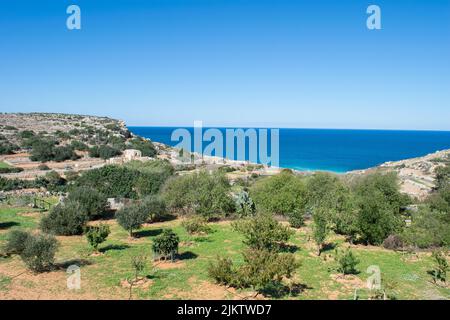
[0,205,448,300]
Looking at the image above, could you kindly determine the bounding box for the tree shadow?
[178,251,198,260]
[0,221,19,229]
[280,243,300,253]
[260,282,313,298]
[100,244,130,253]
[55,258,92,270]
[321,242,337,253]
[134,228,163,238]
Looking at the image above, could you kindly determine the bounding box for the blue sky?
[0,0,449,130]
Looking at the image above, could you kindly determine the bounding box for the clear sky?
[0,0,449,130]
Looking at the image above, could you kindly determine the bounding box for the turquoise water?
[129,127,450,173]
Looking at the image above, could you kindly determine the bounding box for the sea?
[128,127,450,173]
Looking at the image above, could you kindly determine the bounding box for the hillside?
[349,149,450,199]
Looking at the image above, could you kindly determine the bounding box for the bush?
[37,164,50,171]
[127,137,157,157]
[66,186,108,218]
[29,138,56,162]
[401,206,450,248]
[250,172,307,216]
[162,171,234,219]
[209,249,299,293]
[40,201,89,235]
[20,233,58,272]
[35,171,66,192]
[19,130,35,139]
[234,191,256,218]
[0,142,19,155]
[288,209,304,228]
[53,146,79,162]
[70,140,89,151]
[84,224,110,251]
[182,216,211,235]
[115,202,149,237]
[383,235,404,250]
[75,165,167,199]
[207,257,235,285]
[89,145,122,159]
[139,196,167,222]
[335,248,360,275]
[75,165,139,199]
[0,167,23,174]
[3,230,31,255]
[430,250,448,284]
[232,213,293,252]
[152,229,179,260]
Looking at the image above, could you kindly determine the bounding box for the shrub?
[127,137,157,157]
[53,146,79,162]
[35,171,66,192]
[312,208,328,256]
[250,172,307,216]
[401,206,450,248]
[163,171,234,219]
[70,140,89,151]
[115,202,149,237]
[0,142,19,155]
[84,224,110,251]
[236,249,299,291]
[383,235,404,250]
[37,164,50,171]
[19,130,35,139]
[207,256,235,285]
[75,165,139,198]
[335,248,360,275]
[152,229,179,261]
[430,250,448,284]
[0,167,23,174]
[232,213,293,252]
[29,138,56,162]
[234,190,256,218]
[40,201,89,235]
[209,249,299,294]
[182,216,211,235]
[66,186,108,218]
[139,196,167,222]
[20,233,58,272]
[89,145,122,159]
[288,208,304,228]
[3,230,31,255]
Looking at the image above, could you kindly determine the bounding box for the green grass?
[0,161,11,169]
[0,206,449,300]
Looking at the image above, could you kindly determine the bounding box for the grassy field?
[0,205,448,300]
[0,161,11,169]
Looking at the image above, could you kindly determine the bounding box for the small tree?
[288,208,304,228]
[131,255,147,281]
[234,190,256,218]
[430,250,448,284]
[312,208,328,256]
[335,248,359,275]
[67,186,108,219]
[232,213,293,252]
[182,216,211,235]
[85,224,110,252]
[4,230,31,255]
[116,202,149,237]
[20,233,58,272]
[152,229,179,261]
[40,200,89,236]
